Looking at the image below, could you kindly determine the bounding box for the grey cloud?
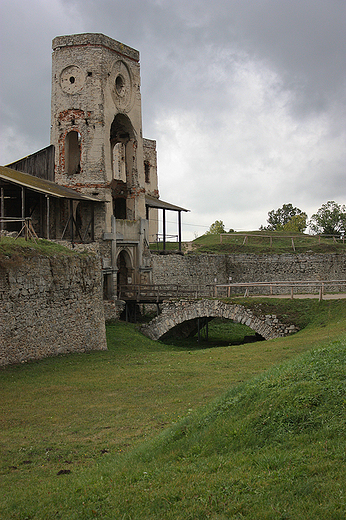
[0,0,345,236]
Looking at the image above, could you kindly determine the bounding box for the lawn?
[1,299,345,519]
[188,231,346,254]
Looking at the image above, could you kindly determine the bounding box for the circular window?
[111,61,133,110]
[60,65,85,94]
[115,74,125,96]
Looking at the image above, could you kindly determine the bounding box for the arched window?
[144,160,150,183]
[65,131,81,175]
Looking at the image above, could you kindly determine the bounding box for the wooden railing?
[0,217,38,241]
[214,280,346,300]
[117,281,346,302]
[117,284,214,302]
[220,233,345,251]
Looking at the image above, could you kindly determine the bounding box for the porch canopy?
[145,195,189,251]
[0,166,101,242]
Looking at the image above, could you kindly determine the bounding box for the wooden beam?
[91,203,95,242]
[162,208,166,251]
[178,211,182,251]
[21,187,25,238]
[0,187,4,232]
[46,195,50,240]
[70,199,74,243]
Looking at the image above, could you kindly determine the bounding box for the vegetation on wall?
[0,237,89,261]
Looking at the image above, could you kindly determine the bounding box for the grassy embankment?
[1,295,346,519]
[0,236,89,258]
[150,231,346,254]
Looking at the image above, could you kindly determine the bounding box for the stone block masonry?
[142,299,298,341]
[0,253,107,367]
[151,253,346,291]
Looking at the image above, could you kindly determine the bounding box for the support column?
[21,187,26,237]
[70,199,74,242]
[91,204,95,241]
[178,210,182,251]
[162,208,166,251]
[46,195,50,239]
[111,215,117,298]
[0,187,4,232]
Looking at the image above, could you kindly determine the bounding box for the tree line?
[205,201,346,235]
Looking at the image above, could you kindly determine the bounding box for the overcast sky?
[1,0,345,239]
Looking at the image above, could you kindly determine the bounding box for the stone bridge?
[141,299,298,341]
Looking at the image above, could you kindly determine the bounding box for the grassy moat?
[1,298,345,519]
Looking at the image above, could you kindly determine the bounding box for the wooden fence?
[220,233,345,251]
[117,280,346,303]
[214,280,346,300]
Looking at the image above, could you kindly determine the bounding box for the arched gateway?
[141,299,298,341]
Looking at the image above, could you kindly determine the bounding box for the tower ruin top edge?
[52,33,139,63]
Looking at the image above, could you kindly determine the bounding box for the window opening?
[65,131,81,175]
[112,142,126,182]
[113,197,127,219]
[144,160,150,183]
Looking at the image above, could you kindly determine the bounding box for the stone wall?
[0,252,107,367]
[141,299,298,341]
[151,253,346,292]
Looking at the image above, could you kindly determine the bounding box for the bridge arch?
[141,299,298,341]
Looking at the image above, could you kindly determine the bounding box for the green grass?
[149,241,181,252]
[0,236,84,260]
[190,231,346,254]
[161,318,258,348]
[1,299,346,518]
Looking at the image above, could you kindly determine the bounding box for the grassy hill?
[151,231,346,254]
[1,299,346,519]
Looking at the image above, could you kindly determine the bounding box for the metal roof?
[0,166,101,202]
[145,195,189,212]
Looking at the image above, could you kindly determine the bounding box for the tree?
[283,213,308,233]
[262,204,306,231]
[309,201,346,235]
[205,220,226,235]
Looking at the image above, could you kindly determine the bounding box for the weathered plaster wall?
[0,253,107,367]
[151,253,346,291]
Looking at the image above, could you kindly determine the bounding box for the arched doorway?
[117,249,133,295]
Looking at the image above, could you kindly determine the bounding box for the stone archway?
[141,299,298,341]
[110,113,137,221]
[117,249,133,289]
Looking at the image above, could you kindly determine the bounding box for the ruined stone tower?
[51,33,158,295]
